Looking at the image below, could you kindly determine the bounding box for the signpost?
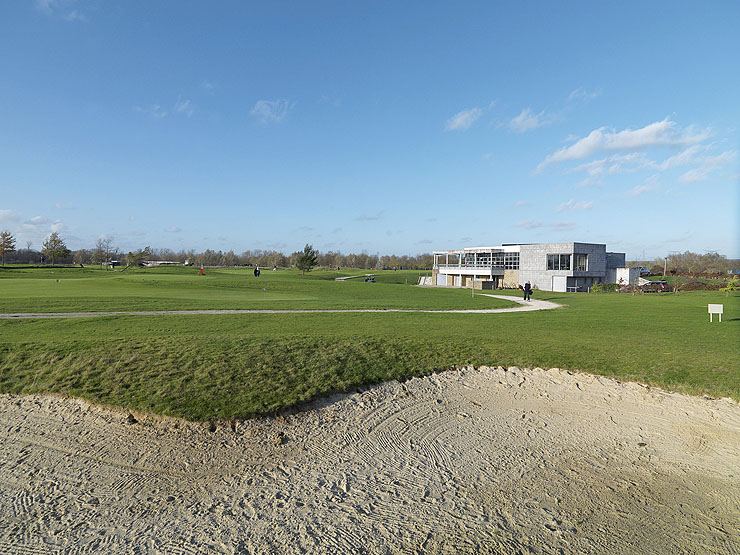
[708,304,723,323]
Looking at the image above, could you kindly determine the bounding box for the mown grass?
[0,266,738,420]
[0,266,514,312]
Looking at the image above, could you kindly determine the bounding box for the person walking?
[523,281,532,301]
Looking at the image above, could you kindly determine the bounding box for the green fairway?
[0,266,514,312]
[1,266,738,420]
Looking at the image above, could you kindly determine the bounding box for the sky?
[1,1,739,259]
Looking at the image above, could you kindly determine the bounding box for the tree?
[0,230,16,266]
[94,237,115,269]
[126,246,152,267]
[296,244,318,275]
[41,232,70,265]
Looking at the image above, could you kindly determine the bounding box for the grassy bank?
[1,267,738,420]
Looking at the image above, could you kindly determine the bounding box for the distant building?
[432,242,629,292]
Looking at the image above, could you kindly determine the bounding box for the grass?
[1,266,738,420]
[0,265,515,312]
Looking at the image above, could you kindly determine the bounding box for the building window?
[504,252,519,270]
[574,254,587,271]
[547,254,571,271]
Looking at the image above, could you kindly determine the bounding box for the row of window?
[450,252,587,272]
[546,253,588,271]
[463,252,521,270]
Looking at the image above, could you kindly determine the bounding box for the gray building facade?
[432,242,626,292]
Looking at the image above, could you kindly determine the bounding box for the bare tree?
[94,237,115,269]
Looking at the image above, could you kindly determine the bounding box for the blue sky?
[1,1,738,259]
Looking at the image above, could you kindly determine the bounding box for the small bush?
[591,282,618,293]
[682,280,721,291]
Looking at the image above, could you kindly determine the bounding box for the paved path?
[0,295,560,319]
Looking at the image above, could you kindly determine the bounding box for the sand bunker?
[1,366,738,554]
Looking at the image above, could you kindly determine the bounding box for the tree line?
[0,230,434,270]
[630,251,739,276]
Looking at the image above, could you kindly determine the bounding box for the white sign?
[708,304,723,323]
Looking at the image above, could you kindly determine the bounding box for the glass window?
[504,252,519,270]
[574,254,587,271]
[547,254,571,270]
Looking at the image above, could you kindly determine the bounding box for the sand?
[1,365,738,554]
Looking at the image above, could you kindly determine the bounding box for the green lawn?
[0,266,738,420]
[0,266,515,312]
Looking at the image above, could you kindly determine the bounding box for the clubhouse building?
[432,242,629,292]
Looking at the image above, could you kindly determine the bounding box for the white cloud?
[164,226,181,233]
[567,87,602,102]
[536,118,709,172]
[514,200,532,208]
[54,202,75,209]
[628,180,659,197]
[510,108,547,133]
[556,199,593,213]
[679,150,736,182]
[0,209,20,224]
[354,212,383,222]
[35,0,58,15]
[250,99,294,124]
[514,219,575,231]
[570,152,649,177]
[201,81,215,91]
[174,98,194,117]
[445,107,483,131]
[50,220,65,233]
[653,145,704,170]
[25,216,50,226]
[64,10,85,22]
[36,0,87,21]
[134,104,167,119]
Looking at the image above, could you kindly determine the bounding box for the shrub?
[591,282,618,293]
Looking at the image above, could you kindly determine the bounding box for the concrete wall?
[519,242,609,291]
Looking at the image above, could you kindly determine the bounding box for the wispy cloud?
[510,108,550,133]
[54,202,75,209]
[64,9,85,22]
[250,99,294,124]
[570,153,649,177]
[556,199,593,213]
[354,212,383,222]
[567,87,602,102]
[133,104,167,119]
[445,107,483,131]
[164,226,181,233]
[514,200,532,208]
[24,216,51,226]
[201,81,215,92]
[515,220,575,231]
[174,98,194,117]
[679,150,736,182]
[0,209,20,224]
[628,176,660,197]
[36,0,87,21]
[536,117,709,172]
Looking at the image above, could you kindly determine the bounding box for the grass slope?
[1,267,738,420]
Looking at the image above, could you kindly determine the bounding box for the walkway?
[0,295,560,319]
